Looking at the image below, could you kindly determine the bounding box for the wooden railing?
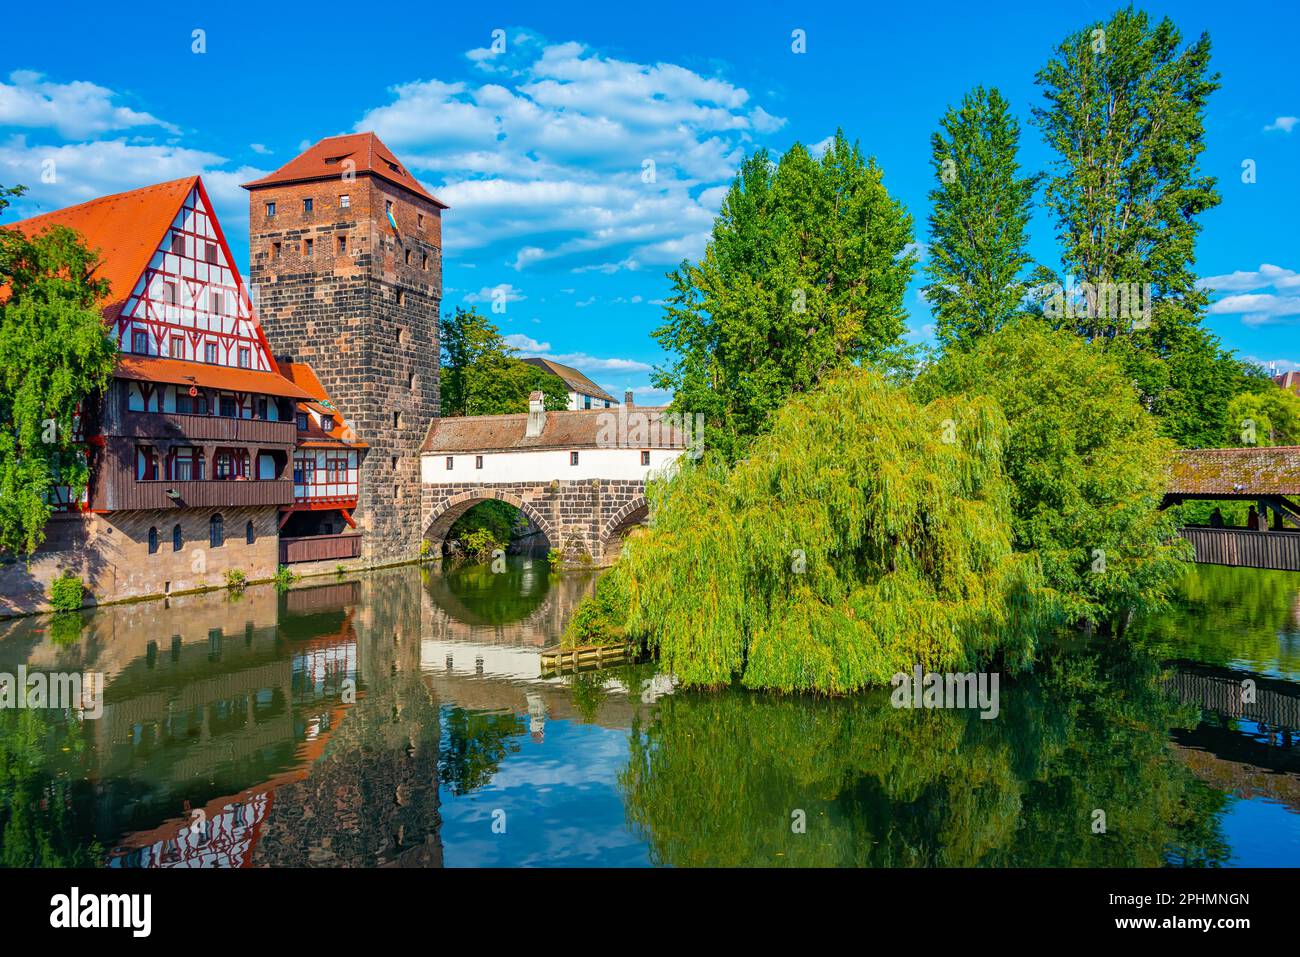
[117,410,297,446]
[1180,526,1300,572]
[279,534,363,565]
[108,478,295,510]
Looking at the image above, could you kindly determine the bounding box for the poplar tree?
[0,188,118,555]
[653,131,917,462]
[924,87,1038,351]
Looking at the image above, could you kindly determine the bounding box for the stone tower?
[244,133,444,564]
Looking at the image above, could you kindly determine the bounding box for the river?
[1,560,1297,867]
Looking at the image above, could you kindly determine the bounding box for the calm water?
[1,560,1298,867]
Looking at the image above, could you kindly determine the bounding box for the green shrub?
[225,568,248,593]
[48,572,84,613]
[273,565,300,592]
[547,548,563,571]
[461,528,503,564]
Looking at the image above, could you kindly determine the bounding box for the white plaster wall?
[421,446,684,484]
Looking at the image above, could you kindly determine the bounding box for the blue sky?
[2,0,1297,401]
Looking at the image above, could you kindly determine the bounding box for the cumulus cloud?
[504,333,550,352]
[354,33,785,272]
[463,282,527,304]
[0,70,179,139]
[1202,264,1300,326]
[1264,116,1298,133]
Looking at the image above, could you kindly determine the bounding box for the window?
[475,455,484,470]
[238,347,251,368]
[303,198,313,213]
[176,391,208,416]
[404,249,411,265]
[304,238,313,257]
[272,241,282,260]
[171,447,201,481]
[162,281,177,305]
[210,291,224,314]
[584,395,592,410]
[393,411,401,428]
[147,526,159,554]
[296,412,309,431]
[604,400,611,408]
[246,520,255,545]
[570,451,580,466]
[214,450,248,480]
[641,450,650,466]
[265,202,276,218]
[170,232,184,255]
[421,252,428,270]
[321,415,335,431]
[417,213,425,230]
[132,330,149,354]
[337,234,347,254]
[339,194,350,208]
[136,447,160,481]
[218,395,237,418]
[210,513,224,548]
[396,290,405,306]
[204,342,218,364]
[386,200,394,217]
[170,335,184,358]
[255,397,268,420]
[172,524,183,552]
[445,456,454,470]
[205,242,218,264]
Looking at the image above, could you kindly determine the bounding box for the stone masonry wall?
[421,480,648,566]
[0,507,280,617]
[248,174,442,566]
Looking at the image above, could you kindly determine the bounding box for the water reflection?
[0,559,1297,867]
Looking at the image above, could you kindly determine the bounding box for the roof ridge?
[4,175,198,229]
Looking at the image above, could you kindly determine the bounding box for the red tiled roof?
[520,356,617,404]
[278,361,367,448]
[116,355,315,400]
[241,132,447,208]
[2,177,197,321]
[421,408,691,454]
[1168,447,1300,496]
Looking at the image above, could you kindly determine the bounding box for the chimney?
[624,390,634,408]
[526,390,546,438]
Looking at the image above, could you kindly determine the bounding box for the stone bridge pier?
[421,480,649,567]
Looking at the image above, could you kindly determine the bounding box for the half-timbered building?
[0,176,366,614]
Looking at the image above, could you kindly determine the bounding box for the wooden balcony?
[280,534,363,565]
[101,478,294,511]
[115,410,297,447]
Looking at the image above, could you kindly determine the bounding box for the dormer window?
[321,415,335,431]
[296,412,308,431]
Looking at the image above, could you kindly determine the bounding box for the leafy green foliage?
[224,568,247,593]
[1226,386,1300,446]
[273,565,299,592]
[653,132,918,462]
[924,86,1039,350]
[915,318,1186,623]
[447,500,523,550]
[577,369,1054,692]
[0,200,118,555]
[439,307,567,416]
[460,527,503,564]
[47,571,84,612]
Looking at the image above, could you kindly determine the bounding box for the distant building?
[520,356,618,410]
[1275,371,1300,396]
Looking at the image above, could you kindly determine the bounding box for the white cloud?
[1264,116,1298,133]
[504,333,550,352]
[547,351,652,373]
[250,143,272,155]
[354,35,784,272]
[1243,356,1300,374]
[0,70,179,139]
[1203,263,1300,326]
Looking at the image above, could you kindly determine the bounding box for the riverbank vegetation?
[572,7,1278,692]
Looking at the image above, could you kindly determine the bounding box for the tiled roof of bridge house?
[422,408,690,454]
[1168,447,1300,496]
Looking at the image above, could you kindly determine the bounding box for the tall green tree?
[653,131,917,462]
[0,187,118,555]
[1033,6,1220,344]
[924,86,1039,351]
[438,307,567,417]
[915,317,1186,625]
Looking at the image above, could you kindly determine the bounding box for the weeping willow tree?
[575,369,1056,693]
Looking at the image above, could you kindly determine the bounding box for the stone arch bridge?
[418,397,695,566]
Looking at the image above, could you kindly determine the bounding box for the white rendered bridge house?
[419,392,697,564]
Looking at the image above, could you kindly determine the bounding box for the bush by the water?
[571,369,1055,693]
[47,572,84,612]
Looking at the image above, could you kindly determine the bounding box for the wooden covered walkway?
[1166,446,1300,571]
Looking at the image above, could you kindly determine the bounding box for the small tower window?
[265,202,276,218]
[147,526,159,554]
[303,198,313,213]
[340,194,350,208]
[417,213,425,230]
[393,411,401,428]
[404,249,412,265]
[337,234,347,254]
[421,252,428,270]
[272,241,282,260]
[304,238,313,257]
